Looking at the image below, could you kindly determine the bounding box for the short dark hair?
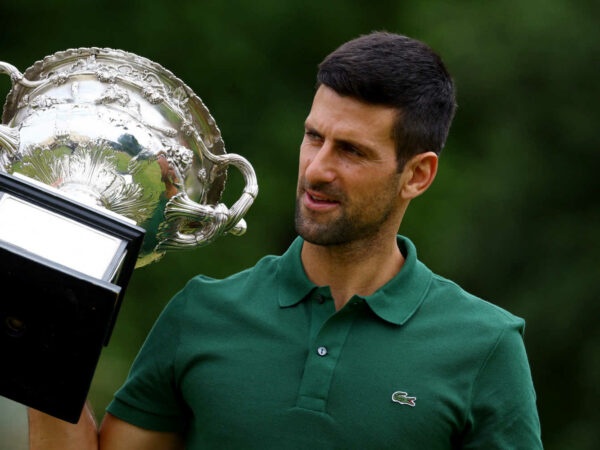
[317,31,457,169]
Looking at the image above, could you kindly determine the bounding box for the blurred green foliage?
[0,1,598,449]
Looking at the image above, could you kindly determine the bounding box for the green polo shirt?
[107,236,542,449]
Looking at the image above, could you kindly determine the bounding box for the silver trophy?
[0,48,258,422]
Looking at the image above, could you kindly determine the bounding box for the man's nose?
[304,143,337,184]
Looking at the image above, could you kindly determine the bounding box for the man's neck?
[301,235,404,310]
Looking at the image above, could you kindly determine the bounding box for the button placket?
[296,296,359,412]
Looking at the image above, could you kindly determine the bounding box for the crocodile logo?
[391,391,416,407]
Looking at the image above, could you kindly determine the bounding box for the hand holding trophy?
[0,48,258,423]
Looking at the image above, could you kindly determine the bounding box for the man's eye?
[341,143,362,156]
[304,131,322,141]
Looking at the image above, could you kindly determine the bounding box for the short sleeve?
[106,290,189,433]
[462,319,543,449]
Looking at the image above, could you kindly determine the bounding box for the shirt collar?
[276,236,433,326]
[276,236,316,308]
[363,236,433,325]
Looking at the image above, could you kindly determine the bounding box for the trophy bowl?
[0,47,258,267]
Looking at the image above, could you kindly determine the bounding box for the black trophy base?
[0,244,121,423]
[0,171,144,423]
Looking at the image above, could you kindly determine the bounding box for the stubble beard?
[294,182,397,247]
[295,202,356,246]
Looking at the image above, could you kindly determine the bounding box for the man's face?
[295,85,402,246]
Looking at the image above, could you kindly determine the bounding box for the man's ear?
[399,151,438,200]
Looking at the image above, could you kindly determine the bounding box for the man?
[29,31,542,449]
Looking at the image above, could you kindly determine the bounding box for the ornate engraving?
[95,85,131,107]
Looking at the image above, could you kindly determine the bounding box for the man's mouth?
[307,191,336,203]
[303,188,340,210]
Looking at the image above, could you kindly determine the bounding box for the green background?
[1,1,598,448]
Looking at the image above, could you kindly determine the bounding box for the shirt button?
[316,294,325,304]
[317,346,328,356]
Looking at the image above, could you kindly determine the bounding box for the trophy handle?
[0,61,44,171]
[0,61,47,88]
[0,125,19,171]
[160,139,258,250]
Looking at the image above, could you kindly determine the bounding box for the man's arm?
[99,413,184,450]
[28,404,98,450]
[462,322,542,449]
[28,405,184,450]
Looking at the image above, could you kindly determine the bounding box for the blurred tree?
[0,0,598,448]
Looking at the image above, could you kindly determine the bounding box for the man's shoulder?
[181,252,283,296]
[183,239,302,294]
[425,271,525,331]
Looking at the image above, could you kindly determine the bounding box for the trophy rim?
[1,47,228,206]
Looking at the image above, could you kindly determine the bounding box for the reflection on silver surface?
[0,48,258,267]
